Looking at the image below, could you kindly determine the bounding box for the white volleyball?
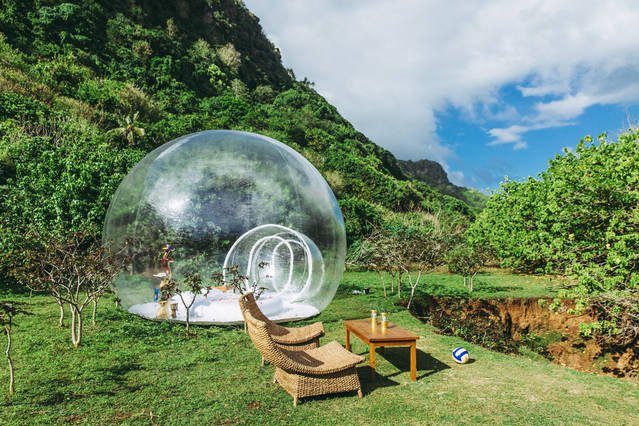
[452,347,470,364]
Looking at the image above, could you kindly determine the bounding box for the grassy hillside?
[0,0,473,262]
[1,285,637,425]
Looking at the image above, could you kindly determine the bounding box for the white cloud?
[447,170,466,187]
[244,0,639,165]
[488,126,529,149]
[534,93,594,122]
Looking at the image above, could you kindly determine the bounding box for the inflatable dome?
[103,130,345,324]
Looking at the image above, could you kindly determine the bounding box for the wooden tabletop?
[344,318,419,343]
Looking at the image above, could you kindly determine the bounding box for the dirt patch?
[411,296,637,377]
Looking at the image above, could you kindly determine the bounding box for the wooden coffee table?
[344,318,419,381]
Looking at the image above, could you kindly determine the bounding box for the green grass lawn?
[1,275,636,425]
[342,269,570,303]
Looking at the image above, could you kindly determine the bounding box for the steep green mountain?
[398,159,487,210]
[0,0,473,256]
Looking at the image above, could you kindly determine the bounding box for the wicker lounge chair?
[238,292,325,366]
[242,307,365,406]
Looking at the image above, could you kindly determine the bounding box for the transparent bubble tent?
[103,130,346,324]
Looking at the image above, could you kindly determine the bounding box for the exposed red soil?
[412,296,638,378]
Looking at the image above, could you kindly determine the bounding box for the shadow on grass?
[296,367,402,404]
[359,365,400,394]
[299,366,400,403]
[381,347,449,380]
[34,378,79,406]
[298,386,372,406]
[354,348,449,394]
[93,362,144,393]
[34,361,146,406]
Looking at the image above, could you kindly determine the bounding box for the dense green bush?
[470,130,639,294]
[0,118,143,241]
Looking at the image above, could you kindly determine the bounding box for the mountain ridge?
[397,159,487,210]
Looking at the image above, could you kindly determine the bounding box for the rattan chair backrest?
[238,292,271,323]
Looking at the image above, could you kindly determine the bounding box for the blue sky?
[438,85,639,187]
[244,0,639,190]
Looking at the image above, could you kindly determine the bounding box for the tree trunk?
[377,271,387,297]
[57,299,65,327]
[92,298,98,328]
[185,308,190,336]
[77,309,83,347]
[5,323,14,395]
[407,286,415,310]
[407,271,422,310]
[70,306,83,348]
[70,307,77,347]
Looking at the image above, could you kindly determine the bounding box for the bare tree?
[2,243,66,327]
[213,263,268,298]
[175,272,210,336]
[347,228,405,297]
[347,215,446,309]
[446,245,486,294]
[9,229,126,347]
[0,301,30,395]
[212,264,267,334]
[402,232,445,310]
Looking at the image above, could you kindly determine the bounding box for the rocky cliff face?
[133,0,293,90]
[398,159,460,189]
[398,159,487,210]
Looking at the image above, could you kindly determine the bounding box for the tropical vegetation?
[0,0,638,421]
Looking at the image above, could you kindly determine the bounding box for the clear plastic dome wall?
[103,130,346,324]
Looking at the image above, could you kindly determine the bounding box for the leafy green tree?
[1,118,143,245]
[217,43,241,73]
[470,129,639,294]
[469,129,639,343]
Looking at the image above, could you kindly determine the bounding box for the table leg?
[369,344,376,381]
[410,342,417,381]
[345,328,351,351]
